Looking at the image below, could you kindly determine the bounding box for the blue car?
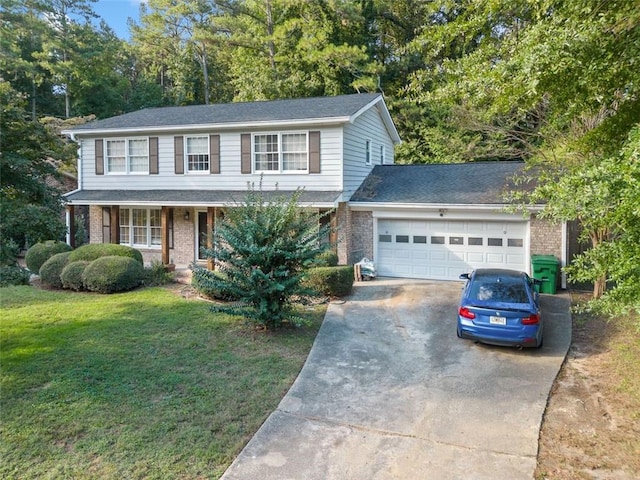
[457,269,543,349]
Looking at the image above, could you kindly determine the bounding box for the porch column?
[207,207,215,270]
[161,206,170,265]
[329,210,338,250]
[67,205,76,248]
[110,206,120,244]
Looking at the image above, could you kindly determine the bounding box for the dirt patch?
[535,296,640,479]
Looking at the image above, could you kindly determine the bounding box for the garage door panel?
[376,219,528,280]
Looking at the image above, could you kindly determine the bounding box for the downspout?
[64,133,82,245]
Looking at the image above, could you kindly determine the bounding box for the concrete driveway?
[221,278,571,480]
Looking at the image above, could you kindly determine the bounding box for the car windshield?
[468,277,529,305]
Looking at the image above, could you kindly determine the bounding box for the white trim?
[64,198,338,208]
[350,202,543,214]
[184,135,210,174]
[103,137,150,175]
[561,221,568,289]
[62,117,352,138]
[252,131,310,174]
[349,95,401,144]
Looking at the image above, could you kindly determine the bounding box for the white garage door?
[377,219,528,280]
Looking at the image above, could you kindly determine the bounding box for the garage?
[376,218,528,280]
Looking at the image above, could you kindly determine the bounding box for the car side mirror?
[459,273,471,280]
[532,278,543,285]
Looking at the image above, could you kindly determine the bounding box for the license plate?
[490,316,506,325]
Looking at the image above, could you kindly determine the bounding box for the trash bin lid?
[531,254,559,265]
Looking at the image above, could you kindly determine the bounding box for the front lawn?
[0,286,324,479]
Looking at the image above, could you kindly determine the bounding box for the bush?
[0,265,31,287]
[39,251,72,289]
[1,238,20,266]
[303,265,354,297]
[143,260,173,287]
[313,250,339,267]
[69,243,143,265]
[25,241,72,273]
[191,264,239,301]
[82,256,144,294]
[61,261,90,291]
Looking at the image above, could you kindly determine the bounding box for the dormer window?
[253,132,308,173]
[105,138,149,174]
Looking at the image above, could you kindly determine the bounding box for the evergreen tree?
[197,183,331,329]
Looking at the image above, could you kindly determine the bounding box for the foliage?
[199,184,332,329]
[25,240,73,274]
[68,243,144,265]
[81,255,144,294]
[190,264,239,301]
[0,266,31,287]
[312,250,339,267]
[0,239,21,267]
[143,260,174,287]
[0,83,68,250]
[303,266,354,297]
[0,286,323,478]
[60,260,90,291]
[39,251,72,288]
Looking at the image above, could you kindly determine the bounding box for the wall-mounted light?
[439,208,447,217]
[184,210,190,221]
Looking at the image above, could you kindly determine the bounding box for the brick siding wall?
[530,215,564,262]
[350,211,373,264]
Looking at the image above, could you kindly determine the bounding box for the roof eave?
[349,95,402,145]
[348,201,544,212]
[61,116,353,137]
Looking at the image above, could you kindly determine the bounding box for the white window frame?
[252,131,309,174]
[185,135,210,173]
[119,207,162,249]
[105,138,149,174]
[365,139,372,166]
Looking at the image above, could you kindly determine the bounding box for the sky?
[92,0,144,40]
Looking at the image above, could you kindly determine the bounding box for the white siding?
[343,106,395,199]
[80,127,343,192]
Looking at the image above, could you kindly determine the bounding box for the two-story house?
[63,93,401,269]
[63,93,566,284]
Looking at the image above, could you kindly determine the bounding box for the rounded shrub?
[313,250,339,267]
[25,241,72,273]
[303,265,354,297]
[82,256,144,294]
[39,251,72,289]
[60,260,90,291]
[69,243,144,265]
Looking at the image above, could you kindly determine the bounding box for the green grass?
[0,286,324,479]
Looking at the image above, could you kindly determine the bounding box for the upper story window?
[186,136,209,172]
[253,132,308,173]
[105,138,149,174]
[380,144,385,164]
[365,139,372,165]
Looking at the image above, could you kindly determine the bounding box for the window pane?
[431,236,445,244]
[396,235,409,243]
[365,140,371,165]
[413,235,427,244]
[488,238,503,246]
[128,139,148,172]
[149,209,161,246]
[449,236,464,245]
[468,237,483,246]
[119,209,130,244]
[254,134,279,171]
[106,140,125,172]
[379,234,392,242]
[187,137,209,171]
[508,238,523,247]
[282,133,307,171]
[132,209,147,245]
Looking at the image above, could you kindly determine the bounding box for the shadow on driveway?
[221,278,571,480]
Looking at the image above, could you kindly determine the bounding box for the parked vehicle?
[457,268,543,349]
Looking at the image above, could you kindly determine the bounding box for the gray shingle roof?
[69,93,382,132]
[65,189,341,206]
[350,162,531,204]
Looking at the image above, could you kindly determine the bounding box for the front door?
[197,211,209,261]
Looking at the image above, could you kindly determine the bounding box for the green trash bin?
[531,255,559,294]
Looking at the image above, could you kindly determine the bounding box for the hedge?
[39,251,72,289]
[303,265,354,297]
[61,261,90,291]
[25,241,72,273]
[313,250,339,267]
[69,243,144,265]
[82,256,144,294]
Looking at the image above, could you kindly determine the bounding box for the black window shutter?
[240,133,251,174]
[210,134,220,174]
[309,131,321,174]
[149,137,159,174]
[174,136,184,174]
